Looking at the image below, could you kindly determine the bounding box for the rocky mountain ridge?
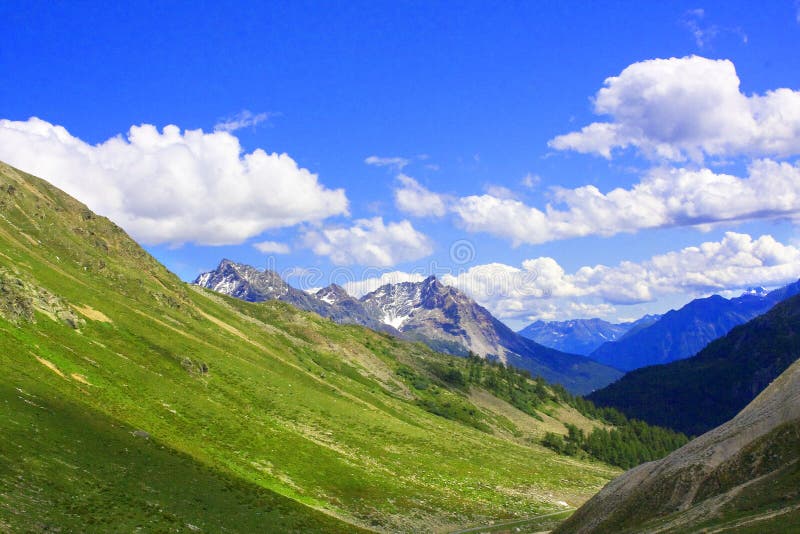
[194,261,622,394]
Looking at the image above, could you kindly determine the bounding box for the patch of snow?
[383,313,410,329]
[213,278,241,294]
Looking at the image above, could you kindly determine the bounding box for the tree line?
[424,353,689,469]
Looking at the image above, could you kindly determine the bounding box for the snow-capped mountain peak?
[742,286,769,297]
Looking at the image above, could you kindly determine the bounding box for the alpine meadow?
[2,2,800,532]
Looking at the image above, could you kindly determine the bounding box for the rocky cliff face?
[358,276,622,393]
[360,276,507,358]
[558,359,800,533]
[195,259,323,311]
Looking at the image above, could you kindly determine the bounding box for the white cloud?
[347,233,800,322]
[365,155,410,170]
[530,302,620,323]
[452,159,800,245]
[549,56,800,161]
[438,232,800,321]
[483,184,517,200]
[214,110,271,132]
[682,9,718,48]
[302,217,433,267]
[680,9,749,48]
[394,174,448,217]
[253,240,290,254]
[520,173,541,189]
[0,118,348,246]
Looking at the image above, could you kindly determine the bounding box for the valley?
[0,162,627,532]
[3,6,800,531]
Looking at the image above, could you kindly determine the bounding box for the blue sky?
[2,1,800,327]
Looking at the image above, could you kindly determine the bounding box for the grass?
[0,161,620,532]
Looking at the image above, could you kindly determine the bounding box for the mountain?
[616,314,661,340]
[196,262,623,395]
[588,282,800,371]
[518,316,659,355]
[195,259,392,332]
[196,258,330,313]
[587,292,800,437]
[359,277,622,394]
[0,160,627,532]
[556,358,800,533]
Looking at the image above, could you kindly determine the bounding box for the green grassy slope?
[0,161,621,532]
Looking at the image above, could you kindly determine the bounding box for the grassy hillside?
[0,161,628,532]
[588,293,800,436]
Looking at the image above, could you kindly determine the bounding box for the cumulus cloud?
[365,155,410,170]
[214,110,271,132]
[483,184,517,200]
[301,217,433,267]
[452,159,800,245]
[253,240,290,254]
[339,233,800,322]
[394,175,448,217]
[0,118,348,246]
[439,232,800,321]
[549,56,800,161]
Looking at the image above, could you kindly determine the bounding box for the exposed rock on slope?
[195,259,391,332]
[359,276,622,394]
[557,359,800,533]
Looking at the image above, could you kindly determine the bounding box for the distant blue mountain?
[588,281,800,371]
[587,291,800,437]
[517,315,659,355]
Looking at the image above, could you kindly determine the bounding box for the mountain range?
[517,315,660,355]
[195,259,392,333]
[195,260,622,394]
[587,291,800,437]
[586,283,800,371]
